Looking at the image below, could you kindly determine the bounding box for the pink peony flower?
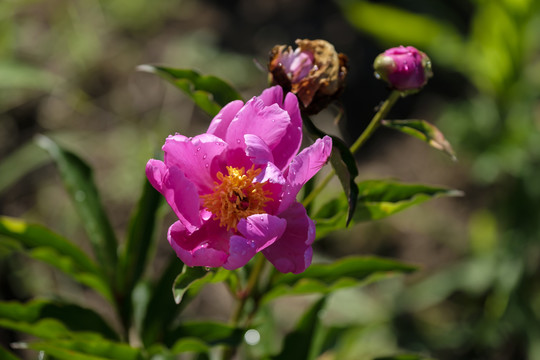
[373,46,432,92]
[146,86,332,274]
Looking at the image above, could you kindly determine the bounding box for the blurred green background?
[1,0,540,359]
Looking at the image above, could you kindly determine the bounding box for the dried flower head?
[268,39,348,115]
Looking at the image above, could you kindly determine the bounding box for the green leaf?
[0,216,111,301]
[374,355,436,360]
[116,177,163,327]
[312,195,350,239]
[141,256,183,347]
[354,180,463,222]
[26,338,142,360]
[137,65,242,116]
[382,119,457,160]
[262,256,417,303]
[140,259,232,347]
[120,179,162,290]
[172,266,230,305]
[139,265,233,347]
[338,0,461,51]
[165,322,244,349]
[302,115,358,225]
[0,345,21,360]
[172,266,209,305]
[35,135,118,281]
[0,141,49,194]
[271,296,327,360]
[313,180,462,237]
[169,338,210,354]
[0,299,119,341]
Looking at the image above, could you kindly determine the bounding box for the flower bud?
[268,39,348,115]
[373,46,432,92]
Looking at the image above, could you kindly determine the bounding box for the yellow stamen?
[201,166,273,230]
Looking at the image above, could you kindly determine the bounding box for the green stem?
[303,90,401,208]
[223,253,267,360]
[302,169,335,207]
[349,90,401,154]
[230,253,266,325]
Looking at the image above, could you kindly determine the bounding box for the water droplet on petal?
[196,147,201,152]
[236,139,241,144]
[203,154,207,159]
[205,163,209,168]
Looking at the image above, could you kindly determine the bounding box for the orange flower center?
[201,166,273,230]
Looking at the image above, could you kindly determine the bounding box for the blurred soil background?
[1,0,540,359]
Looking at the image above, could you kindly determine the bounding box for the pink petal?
[223,214,287,270]
[258,85,283,107]
[255,161,286,184]
[207,100,245,140]
[226,97,290,152]
[254,162,286,215]
[237,214,287,251]
[146,160,201,231]
[168,220,229,268]
[270,92,303,170]
[163,133,228,193]
[162,166,202,231]
[279,136,332,212]
[223,235,257,270]
[146,159,167,192]
[262,202,315,274]
[244,134,274,165]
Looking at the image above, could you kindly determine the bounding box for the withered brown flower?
[268,39,348,115]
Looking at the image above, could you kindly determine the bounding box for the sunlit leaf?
[313,180,462,236]
[35,135,118,281]
[26,338,142,360]
[354,180,463,222]
[170,338,209,354]
[0,216,111,301]
[166,322,244,349]
[0,318,70,341]
[137,65,242,116]
[302,115,358,225]
[382,119,457,160]
[467,1,521,94]
[271,296,327,360]
[262,256,416,303]
[312,196,349,239]
[0,299,118,340]
[338,0,463,62]
[172,266,229,304]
